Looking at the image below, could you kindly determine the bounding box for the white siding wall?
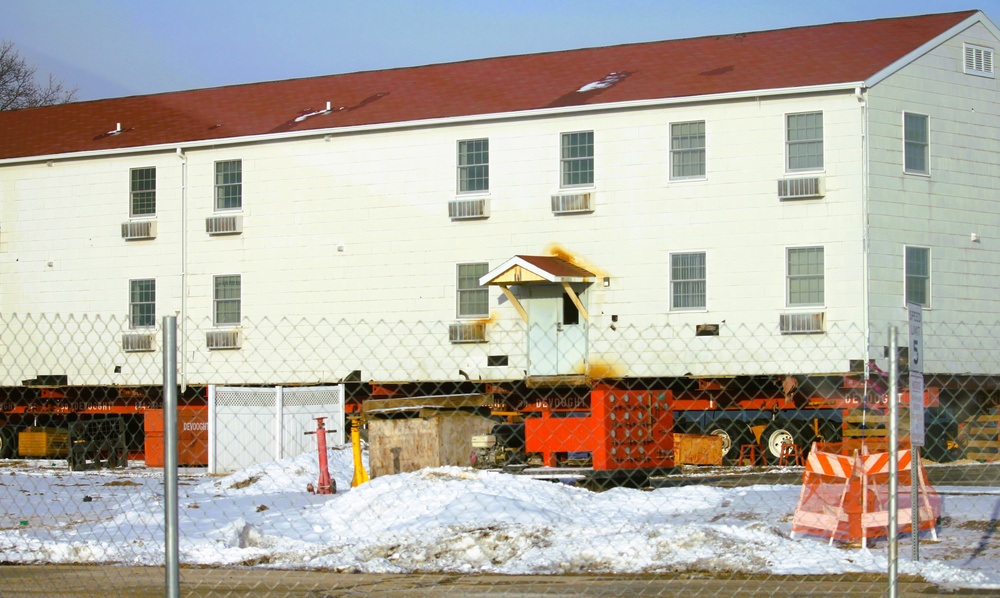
[866,21,1000,373]
[1,90,870,384]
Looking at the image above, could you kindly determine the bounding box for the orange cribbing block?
[791,443,941,545]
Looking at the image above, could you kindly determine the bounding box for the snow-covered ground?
[1,446,998,591]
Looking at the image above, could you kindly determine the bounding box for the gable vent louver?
[121,220,157,240]
[449,322,487,344]
[965,44,995,77]
[778,177,824,200]
[206,329,242,350]
[551,192,595,214]
[206,214,243,235]
[448,197,490,220]
[779,312,825,335]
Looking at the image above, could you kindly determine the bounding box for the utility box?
[144,406,208,467]
[18,427,69,458]
[364,394,496,477]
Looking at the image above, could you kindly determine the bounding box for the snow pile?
[577,71,628,92]
[1,448,998,591]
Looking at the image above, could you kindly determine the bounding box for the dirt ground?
[0,565,981,597]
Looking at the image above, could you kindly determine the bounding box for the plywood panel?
[368,410,495,477]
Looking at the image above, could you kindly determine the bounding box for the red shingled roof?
[481,256,597,285]
[515,256,596,280]
[0,10,979,160]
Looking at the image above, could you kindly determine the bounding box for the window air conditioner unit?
[449,322,487,344]
[122,332,155,352]
[778,177,824,200]
[206,214,243,235]
[121,220,157,240]
[779,312,825,334]
[551,192,595,214]
[206,329,242,350]
[448,197,490,220]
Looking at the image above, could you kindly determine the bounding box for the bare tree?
[0,39,77,111]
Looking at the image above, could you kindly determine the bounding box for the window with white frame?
[213,275,242,326]
[786,112,823,171]
[905,246,930,307]
[561,131,594,187]
[670,252,706,310]
[129,167,156,217]
[215,160,242,211]
[670,121,706,179]
[787,247,824,306]
[964,43,994,77]
[458,139,489,193]
[129,279,155,328]
[457,262,489,318]
[904,113,929,174]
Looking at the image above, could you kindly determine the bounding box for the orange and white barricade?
[790,445,856,545]
[791,442,940,546]
[858,448,939,542]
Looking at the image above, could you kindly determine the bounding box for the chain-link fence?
[1,312,998,596]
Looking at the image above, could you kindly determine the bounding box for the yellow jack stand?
[350,417,370,487]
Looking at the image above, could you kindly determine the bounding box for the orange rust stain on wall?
[544,244,609,278]
[574,358,626,379]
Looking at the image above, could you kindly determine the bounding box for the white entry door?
[526,285,588,376]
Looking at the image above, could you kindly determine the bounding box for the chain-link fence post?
[888,325,899,598]
[163,315,179,598]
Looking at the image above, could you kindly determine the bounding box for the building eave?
[0,82,863,167]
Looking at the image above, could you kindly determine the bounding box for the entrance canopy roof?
[479,255,596,286]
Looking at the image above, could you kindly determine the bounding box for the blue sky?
[4,1,999,102]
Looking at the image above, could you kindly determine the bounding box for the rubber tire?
[761,423,798,461]
[923,421,958,463]
[707,427,734,460]
[818,421,842,445]
[712,422,752,465]
[0,427,16,459]
[793,421,821,457]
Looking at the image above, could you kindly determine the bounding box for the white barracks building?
[1,10,999,397]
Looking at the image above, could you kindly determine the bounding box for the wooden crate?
[18,427,69,458]
[965,413,999,461]
[364,394,496,478]
[673,434,723,466]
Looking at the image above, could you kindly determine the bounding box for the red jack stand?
[304,417,336,495]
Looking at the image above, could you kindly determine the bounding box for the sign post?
[908,302,924,446]
[907,302,924,561]
[887,327,899,598]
